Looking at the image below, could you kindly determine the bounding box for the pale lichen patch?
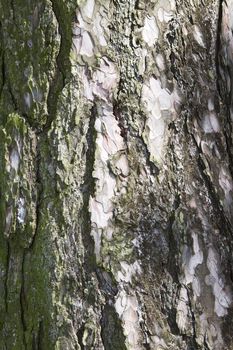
[182,233,203,297]
[81,69,94,101]
[155,54,165,71]
[10,148,20,172]
[5,206,13,236]
[199,313,224,349]
[205,247,232,317]
[219,166,233,196]
[32,87,43,103]
[116,261,141,284]
[176,286,189,332]
[114,258,142,349]
[73,1,110,62]
[82,0,95,20]
[208,98,214,111]
[142,77,180,164]
[142,16,159,47]
[92,57,118,100]
[24,92,32,109]
[73,29,94,57]
[89,106,128,258]
[17,197,26,224]
[92,10,109,47]
[192,25,205,48]
[115,291,141,350]
[157,7,173,23]
[201,113,220,133]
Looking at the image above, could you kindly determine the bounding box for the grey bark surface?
[0,0,233,349]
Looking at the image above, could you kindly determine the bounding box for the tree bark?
[0,0,233,349]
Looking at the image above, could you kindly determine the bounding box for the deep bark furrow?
[80,103,97,272]
[9,0,16,22]
[216,0,233,181]
[46,0,71,132]
[216,0,223,98]
[185,285,198,347]
[20,251,27,349]
[4,241,10,313]
[0,22,5,99]
[223,125,233,180]
[37,321,43,350]
[0,52,5,96]
[27,138,42,251]
[191,133,232,233]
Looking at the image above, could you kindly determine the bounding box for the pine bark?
[0,0,233,349]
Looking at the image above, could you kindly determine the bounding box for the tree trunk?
[0,0,233,349]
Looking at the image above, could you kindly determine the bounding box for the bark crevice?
[191,131,232,236]
[46,0,73,132]
[4,241,10,313]
[20,251,27,349]
[80,103,97,273]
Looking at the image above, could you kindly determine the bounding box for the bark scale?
[0,0,233,349]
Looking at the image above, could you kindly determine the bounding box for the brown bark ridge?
[0,0,233,349]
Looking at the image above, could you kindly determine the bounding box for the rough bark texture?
[0,0,233,349]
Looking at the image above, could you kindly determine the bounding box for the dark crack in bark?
[100,304,127,350]
[216,0,233,180]
[191,131,233,237]
[27,138,42,251]
[185,285,199,350]
[20,251,27,349]
[4,241,10,313]
[77,324,85,350]
[216,0,224,98]
[0,23,5,99]
[80,103,97,274]
[45,0,73,132]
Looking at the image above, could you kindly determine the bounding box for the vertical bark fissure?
[100,303,127,350]
[184,285,198,349]
[184,108,232,236]
[80,103,97,274]
[223,112,233,181]
[216,0,233,180]
[138,133,160,175]
[32,320,43,350]
[0,53,5,96]
[135,291,152,350]
[166,202,181,284]
[216,0,223,98]
[77,103,97,345]
[20,251,27,349]
[4,241,10,313]
[129,0,137,49]
[8,81,18,112]
[76,324,85,350]
[9,0,16,23]
[112,102,128,143]
[27,137,42,251]
[46,0,72,132]
[204,334,211,350]
[191,131,232,236]
[0,23,5,99]
[37,320,43,350]
[21,137,42,348]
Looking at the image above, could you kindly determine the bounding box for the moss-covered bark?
[0,0,233,349]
